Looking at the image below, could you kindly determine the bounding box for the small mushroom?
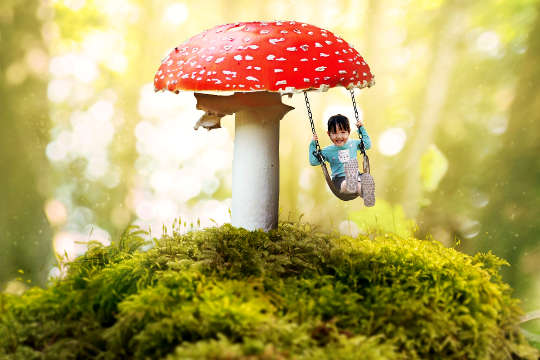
[154,21,375,231]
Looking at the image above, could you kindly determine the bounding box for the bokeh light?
[378,127,407,156]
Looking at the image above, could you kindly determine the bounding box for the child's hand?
[313,134,318,141]
[356,119,364,128]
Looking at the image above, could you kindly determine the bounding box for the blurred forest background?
[1,0,539,331]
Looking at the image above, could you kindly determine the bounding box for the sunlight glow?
[476,31,501,57]
[53,226,111,261]
[131,83,233,233]
[25,47,49,76]
[339,220,360,237]
[60,0,86,11]
[46,99,116,183]
[378,128,407,156]
[47,78,73,103]
[163,3,189,26]
[94,0,140,22]
[44,199,68,226]
[488,115,508,135]
[460,219,480,239]
[49,53,99,83]
[82,31,128,73]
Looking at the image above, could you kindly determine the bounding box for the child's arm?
[356,120,372,150]
[309,135,323,165]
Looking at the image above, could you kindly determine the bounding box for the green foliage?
[0,222,537,359]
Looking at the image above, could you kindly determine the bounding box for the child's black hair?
[327,114,350,133]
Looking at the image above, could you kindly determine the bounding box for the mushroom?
[154,21,374,231]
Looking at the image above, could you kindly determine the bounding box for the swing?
[304,89,371,202]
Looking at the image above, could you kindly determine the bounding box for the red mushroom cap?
[154,21,375,94]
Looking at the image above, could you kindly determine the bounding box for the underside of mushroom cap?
[154,21,375,95]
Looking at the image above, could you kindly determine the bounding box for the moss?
[0,221,537,359]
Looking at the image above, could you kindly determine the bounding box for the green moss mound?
[0,222,537,359]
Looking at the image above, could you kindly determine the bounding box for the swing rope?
[304,90,366,201]
[349,88,370,174]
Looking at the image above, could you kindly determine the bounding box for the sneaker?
[360,173,375,207]
[343,159,359,194]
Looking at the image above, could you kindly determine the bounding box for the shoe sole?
[344,159,359,194]
[360,173,375,207]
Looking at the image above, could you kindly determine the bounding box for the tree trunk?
[0,0,52,287]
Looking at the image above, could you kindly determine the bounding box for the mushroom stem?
[194,92,293,231]
[232,107,280,231]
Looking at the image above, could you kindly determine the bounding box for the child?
[309,114,375,207]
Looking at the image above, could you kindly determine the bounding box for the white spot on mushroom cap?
[215,57,225,63]
[300,45,309,51]
[320,53,330,57]
[266,54,276,60]
[254,66,261,70]
[245,55,254,60]
[269,38,285,44]
[247,45,259,49]
[246,76,259,81]
[315,66,327,72]
[287,47,297,51]
[315,42,323,47]
[276,80,287,85]
[274,69,283,72]
[234,55,243,61]
[260,30,270,34]
[276,57,286,61]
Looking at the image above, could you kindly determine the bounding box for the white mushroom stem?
[194,92,293,231]
[232,107,280,230]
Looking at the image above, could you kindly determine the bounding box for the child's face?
[327,125,350,147]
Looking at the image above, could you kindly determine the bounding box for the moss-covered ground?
[1,221,538,359]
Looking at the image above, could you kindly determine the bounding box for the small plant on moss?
[0,221,538,359]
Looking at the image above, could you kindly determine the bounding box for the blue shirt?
[309,127,372,179]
